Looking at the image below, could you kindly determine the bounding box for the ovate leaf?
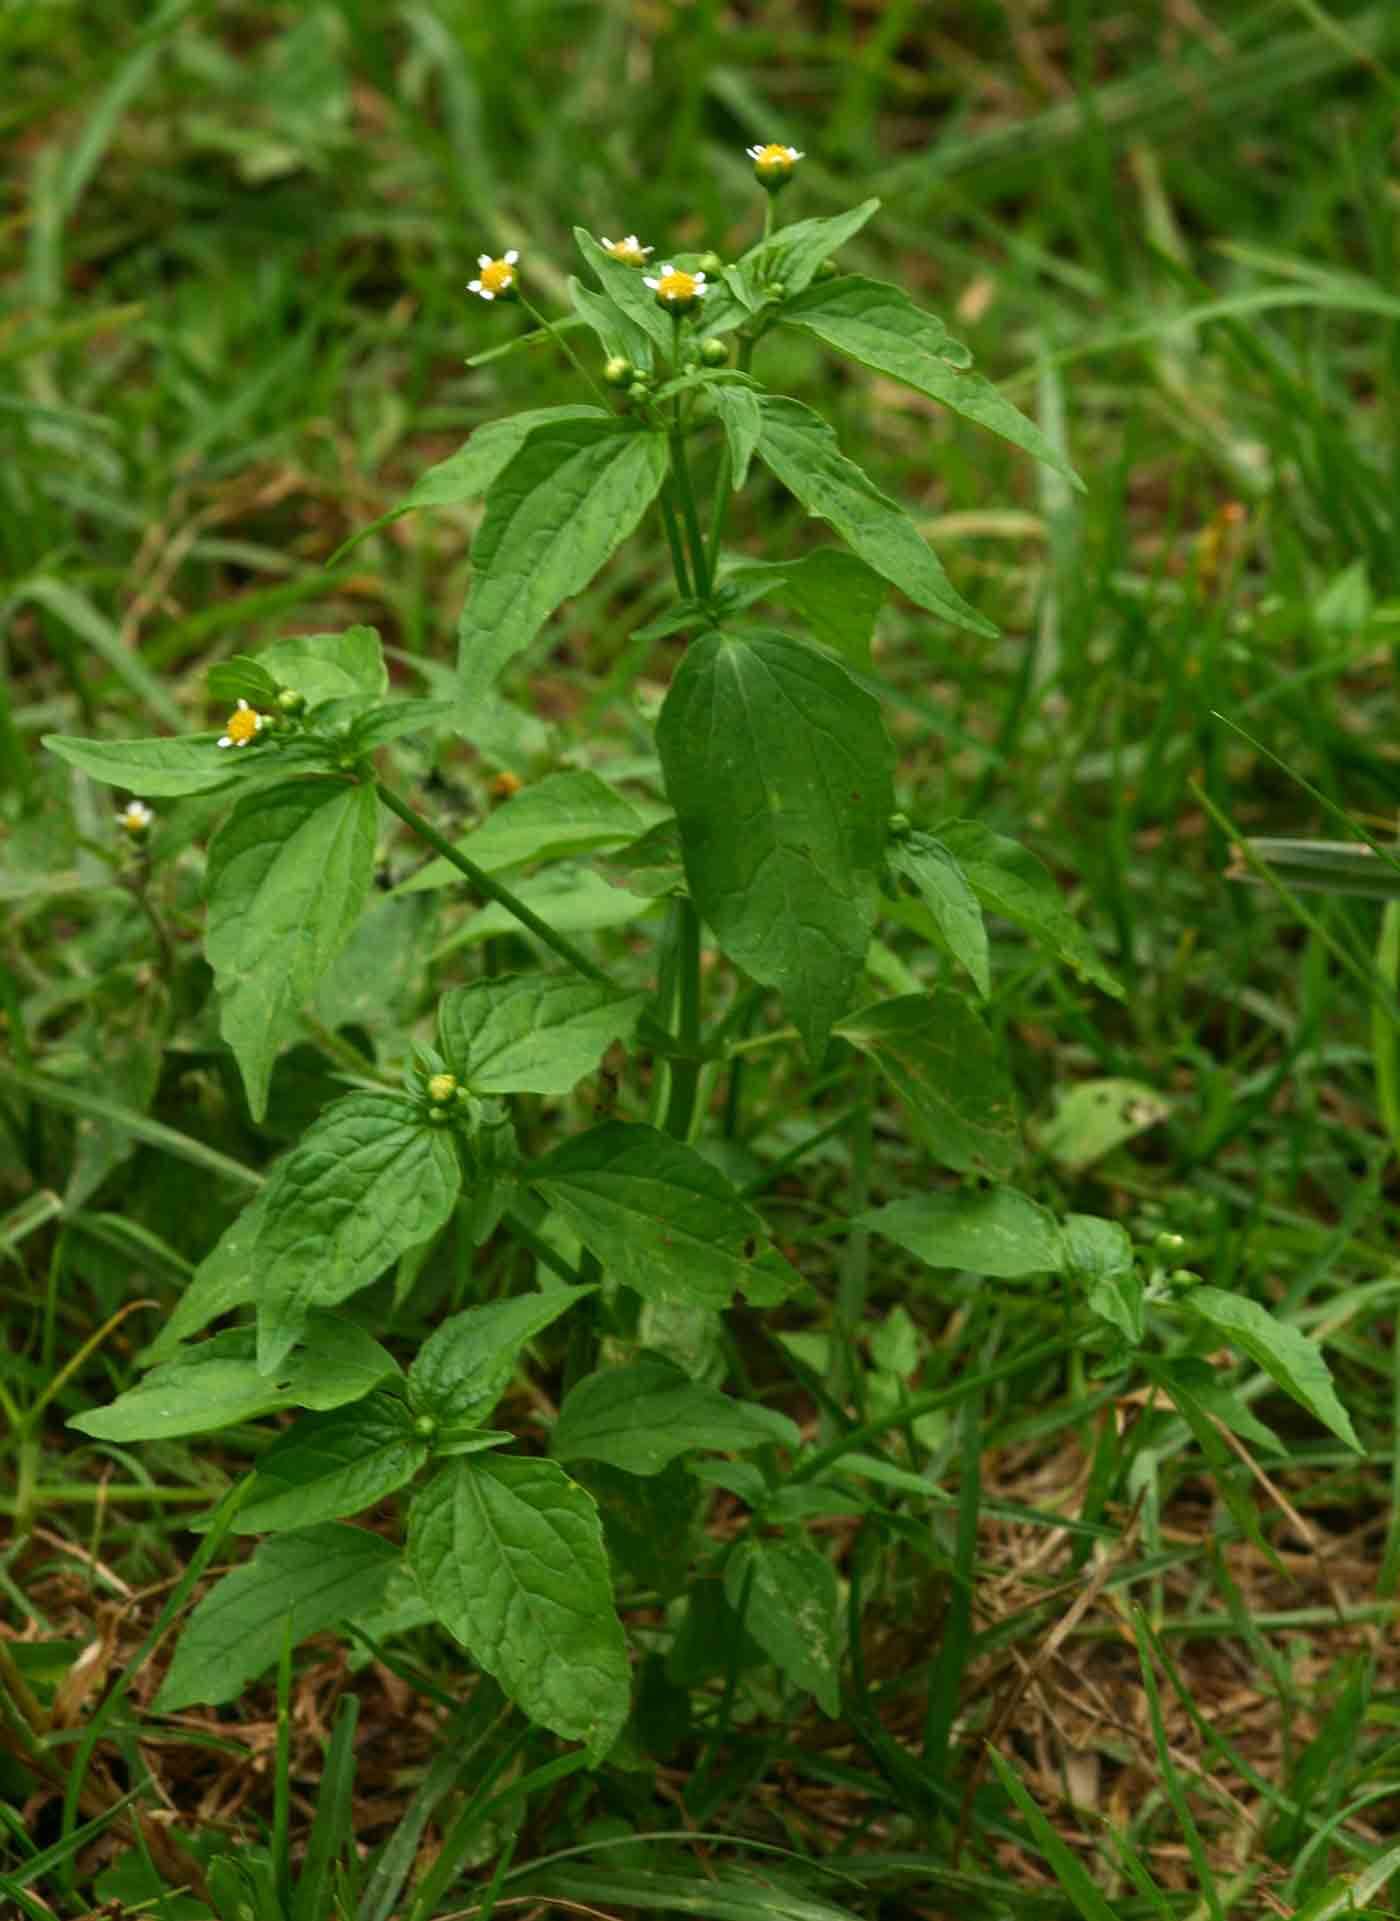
[438,975,647,1095]
[408,1456,629,1759]
[657,627,893,1061]
[725,1537,841,1717]
[409,1288,591,1426]
[154,1523,399,1710]
[457,416,668,702]
[710,385,762,488]
[744,198,881,297]
[755,395,995,639]
[573,228,674,355]
[782,277,1083,487]
[551,1358,800,1474]
[859,1185,1058,1277]
[44,733,245,797]
[836,991,1018,1177]
[1039,1077,1169,1172]
[1182,1286,1361,1452]
[933,820,1123,999]
[250,1092,461,1372]
[71,1320,398,1442]
[205,779,379,1120]
[888,831,990,998]
[1062,1214,1141,1341]
[722,552,887,670]
[233,1392,429,1533]
[398,770,651,894]
[143,1184,273,1360]
[528,1121,764,1311]
[257,626,388,703]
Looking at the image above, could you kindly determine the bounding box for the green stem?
[1373,900,1400,1166]
[519,296,608,404]
[658,484,693,598]
[375,778,616,989]
[829,1061,875,1415]
[670,429,711,600]
[663,895,703,1141]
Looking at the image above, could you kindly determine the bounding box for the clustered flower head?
[116,800,154,837]
[600,234,653,267]
[643,264,707,315]
[218,699,266,749]
[468,250,520,302]
[748,141,803,188]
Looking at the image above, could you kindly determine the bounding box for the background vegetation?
[4,0,1400,1915]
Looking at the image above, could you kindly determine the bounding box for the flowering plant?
[42,150,1358,1768]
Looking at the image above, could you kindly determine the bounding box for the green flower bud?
[276,686,306,715]
[697,251,724,276]
[627,379,652,404]
[603,355,634,388]
[698,336,729,367]
[427,1072,458,1105]
[815,257,840,281]
[887,811,912,838]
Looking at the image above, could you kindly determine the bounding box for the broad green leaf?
[398,770,652,893]
[1182,1286,1361,1452]
[434,865,656,957]
[932,820,1123,999]
[725,1537,841,1717]
[569,277,656,372]
[888,832,990,998]
[408,1455,628,1759]
[249,1092,462,1373]
[859,1184,1057,1276]
[755,395,995,639]
[1149,1357,1283,1455]
[205,779,379,1120]
[580,1458,697,1598]
[551,1358,800,1474]
[457,418,668,702]
[257,626,388,703]
[207,654,281,706]
[43,732,244,797]
[142,1185,272,1361]
[438,975,646,1095]
[597,816,685,898]
[233,1392,429,1534]
[1039,1077,1170,1171]
[154,1522,399,1710]
[70,1319,398,1442]
[1062,1213,1142,1342]
[316,893,430,1030]
[721,552,887,670]
[710,385,761,488]
[657,627,894,1061]
[744,198,881,298]
[782,277,1083,488]
[573,228,674,354]
[347,699,458,753]
[409,1289,591,1426]
[528,1121,764,1310]
[836,991,1018,1177]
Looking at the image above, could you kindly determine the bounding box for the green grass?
[5,1,1400,1916]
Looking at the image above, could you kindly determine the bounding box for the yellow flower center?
[656,269,700,304]
[755,144,793,166]
[606,239,644,264]
[480,258,516,295]
[225,706,261,745]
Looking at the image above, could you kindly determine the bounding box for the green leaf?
[1181,1286,1361,1452]
[205,779,379,1120]
[434,865,656,956]
[257,626,388,703]
[347,699,458,754]
[932,820,1123,999]
[207,654,281,706]
[725,1537,841,1717]
[836,991,1018,1177]
[249,1091,462,1372]
[397,770,652,893]
[43,732,245,797]
[745,198,881,298]
[70,1319,398,1442]
[710,385,762,489]
[409,1288,591,1426]
[551,1358,800,1474]
[233,1392,429,1534]
[408,1455,629,1759]
[782,276,1084,488]
[754,395,995,639]
[1150,1357,1283,1455]
[573,228,674,354]
[438,975,647,1095]
[657,627,893,1061]
[859,1184,1058,1276]
[457,418,667,702]
[888,832,990,998]
[154,1522,399,1710]
[1062,1214,1142,1342]
[721,552,887,670]
[142,1185,273,1360]
[528,1121,764,1311]
[1039,1077,1170,1172]
[569,278,656,372]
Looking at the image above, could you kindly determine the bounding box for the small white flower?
[218,698,266,749]
[468,249,520,301]
[747,142,803,165]
[116,800,154,834]
[600,234,653,266]
[642,265,708,311]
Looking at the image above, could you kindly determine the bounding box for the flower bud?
[1152,1230,1186,1257]
[887,811,912,838]
[427,1072,458,1105]
[815,257,840,281]
[697,251,724,276]
[698,336,729,367]
[414,1414,437,1439]
[627,379,653,404]
[603,356,635,388]
[276,686,306,715]
[746,142,804,190]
